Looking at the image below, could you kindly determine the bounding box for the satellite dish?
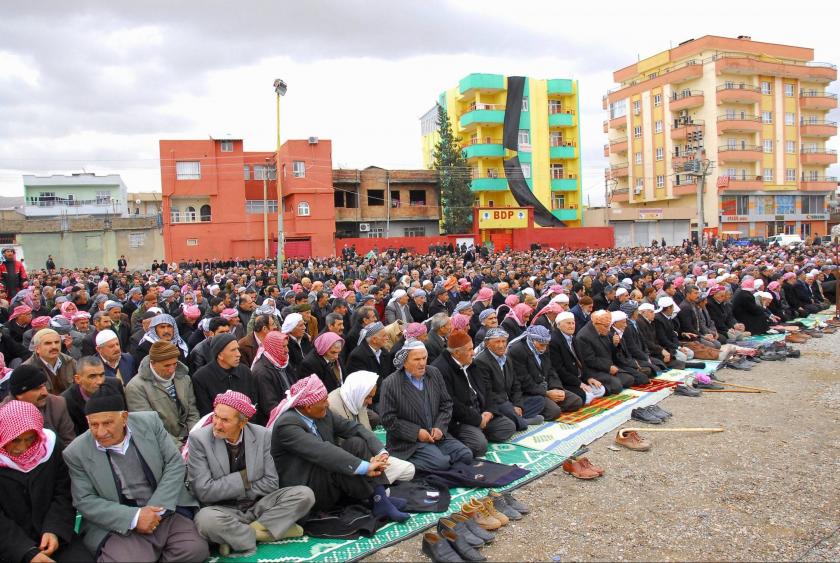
[135,199,141,204]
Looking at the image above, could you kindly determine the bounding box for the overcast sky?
[0,0,837,205]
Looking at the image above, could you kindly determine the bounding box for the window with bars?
[220,140,234,152]
[292,161,305,177]
[404,226,426,237]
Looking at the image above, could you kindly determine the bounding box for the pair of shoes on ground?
[674,384,702,397]
[630,405,672,424]
[614,429,652,451]
[562,456,605,480]
[218,521,304,557]
[423,493,529,561]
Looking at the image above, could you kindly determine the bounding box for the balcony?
[800,91,838,111]
[551,176,578,191]
[717,114,762,133]
[24,197,125,217]
[463,139,506,159]
[609,163,629,178]
[459,73,505,95]
[715,84,762,105]
[800,149,838,166]
[670,90,704,111]
[460,104,505,129]
[552,208,579,221]
[718,145,763,162]
[672,181,698,196]
[609,136,628,154]
[170,211,211,224]
[549,109,576,128]
[549,144,577,159]
[609,114,627,130]
[718,176,764,191]
[800,120,837,138]
[610,187,629,203]
[671,120,704,141]
[800,176,838,191]
[713,53,836,83]
[470,177,509,192]
[547,79,575,95]
[672,153,692,169]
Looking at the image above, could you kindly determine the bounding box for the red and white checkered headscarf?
[60,301,78,320]
[8,305,31,322]
[0,400,55,472]
[254,331,289,369]
[213,390,256,420]
[267,374,328,427]
[71,311,91,324]
[31,316,51,329]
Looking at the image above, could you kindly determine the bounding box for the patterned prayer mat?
[210,442,565,563]
[631,379,681,393]
[555,392,636,424]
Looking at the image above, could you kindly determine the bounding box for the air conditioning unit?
[359,223,370,232]
[308,136,319,144]
[634,187,643,194]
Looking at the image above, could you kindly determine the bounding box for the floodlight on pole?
[274,79,287,277]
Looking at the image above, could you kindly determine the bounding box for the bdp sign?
[478,208,528,229]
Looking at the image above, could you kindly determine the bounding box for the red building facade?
[160,137,336,261]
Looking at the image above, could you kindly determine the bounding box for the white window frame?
[785,168,796,182]
[786,141,795,154]
[550,164,564,179]
[517,129,530,148]
[297,201,310,216]
[654,120,663,133]
[175,161,201,180]
[186,238,198,246]
[635,178,644,189]
[656,175,665,188]
[521,97,529,112]
[654,94,662,107]
[552,194,566,209]
[220,140,234,152]
[655,147,663,161]
[632,100,641,114]
[763,168,773,182]
[785,112,795,126]
[243,165,250,180]
[292,161,306,178]
[634,152,642,165]
[762,111,773,124]
[521,163,531,179]
[763,140,773,153]
[761,81,771,95]
[784,83,794,97]
[633,126,642,138]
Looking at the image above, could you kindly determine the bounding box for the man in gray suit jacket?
[188,390,314,558]
[379,339,473,472]
[62,390,209,562]
[270,375,409,522]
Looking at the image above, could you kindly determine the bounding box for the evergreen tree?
[433,104,473,234]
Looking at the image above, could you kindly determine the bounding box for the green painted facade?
[459,109,505,128]
[551,178,578,191]
[463,143,506,159]
[549,145,576,159]
[547,79,575,95]
[458,73,505,94]
[470,178,509,191]
[552,208,578,221]
[548,112,575,128]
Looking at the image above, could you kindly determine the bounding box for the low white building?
[23,173,129,217]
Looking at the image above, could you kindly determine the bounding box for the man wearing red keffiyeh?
[187,390,314,558]
[0,400,94,562]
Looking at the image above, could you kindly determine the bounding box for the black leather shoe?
[488,492,522,520]
[441,529,486,562]
[684,361,706,369]
[724,360,753,371]
[502,492,529,515]
[450,514,494,544]
[694,381,724,390]
[631,407,662,424]
[674,384,702,397]
[438,518,483,548]
[646,405,672,420]
[422,532,464,562]
[785,348,801,358]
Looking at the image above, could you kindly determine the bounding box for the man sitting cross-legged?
[187,390,315,558]
[269,375,410,522]
[379,339,474,472]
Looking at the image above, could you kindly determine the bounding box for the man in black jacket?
[574,310,632,395]
[432,332,515,458]
[424,313,450,364]
[345,322,393,409]
[508,325,581,420]
[61,355,125,435]
[653,297,695,364]
[549,312,606,405]
[191,334,258,418]
[609,311,650,385]
[706,286,750,342]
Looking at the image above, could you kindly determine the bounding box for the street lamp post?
[262,156,269,259]
[274,79,287,276]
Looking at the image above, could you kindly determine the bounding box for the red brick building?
[160,136,336,260]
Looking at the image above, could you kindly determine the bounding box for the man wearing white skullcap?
[609,287,630,312]
[95,328,136,384]
[549,312,606,406]
[281,313,310,374]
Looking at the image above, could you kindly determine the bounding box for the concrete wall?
[18,227,163,271]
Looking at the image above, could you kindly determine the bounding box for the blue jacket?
[103,352,136,385]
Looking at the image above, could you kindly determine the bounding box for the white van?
[767,234,803,247]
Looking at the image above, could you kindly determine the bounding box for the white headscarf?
[281,313,303,334]
[338,370,379,416]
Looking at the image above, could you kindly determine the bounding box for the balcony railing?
[671,89,704,100]
[801,148,837,155]
[716,84,762,93]
[170,212,211,224]
[719,145,763,152]
[466,138,503,146]
[801,175,837,182]
[27,198,121,208]
[549,140,577,148]
[718,114,761,122]
[800,119,837,126]
[467,102,505,111]
[801,91,838,99]
[548,107,576,115]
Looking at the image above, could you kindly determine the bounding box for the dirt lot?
[366,334,840,562]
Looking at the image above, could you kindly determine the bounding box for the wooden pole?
[618,427,724,438]
[719,381,777,393]
[702,389,761,393]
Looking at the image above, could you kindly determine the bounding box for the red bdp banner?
[720,198,737,216]
[716,175,730,188]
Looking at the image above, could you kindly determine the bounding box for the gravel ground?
[365,334,840,562]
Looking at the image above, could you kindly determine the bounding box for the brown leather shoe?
[562,458,600,479]
[461,501,502,530]
[614,430,651,451]
[473,498,509,526]
[786,333,808,344]
[575,457,605,476]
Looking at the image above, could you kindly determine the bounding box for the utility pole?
[262,157,269,259]
[685,149,712,249]
[273,79,287,275]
